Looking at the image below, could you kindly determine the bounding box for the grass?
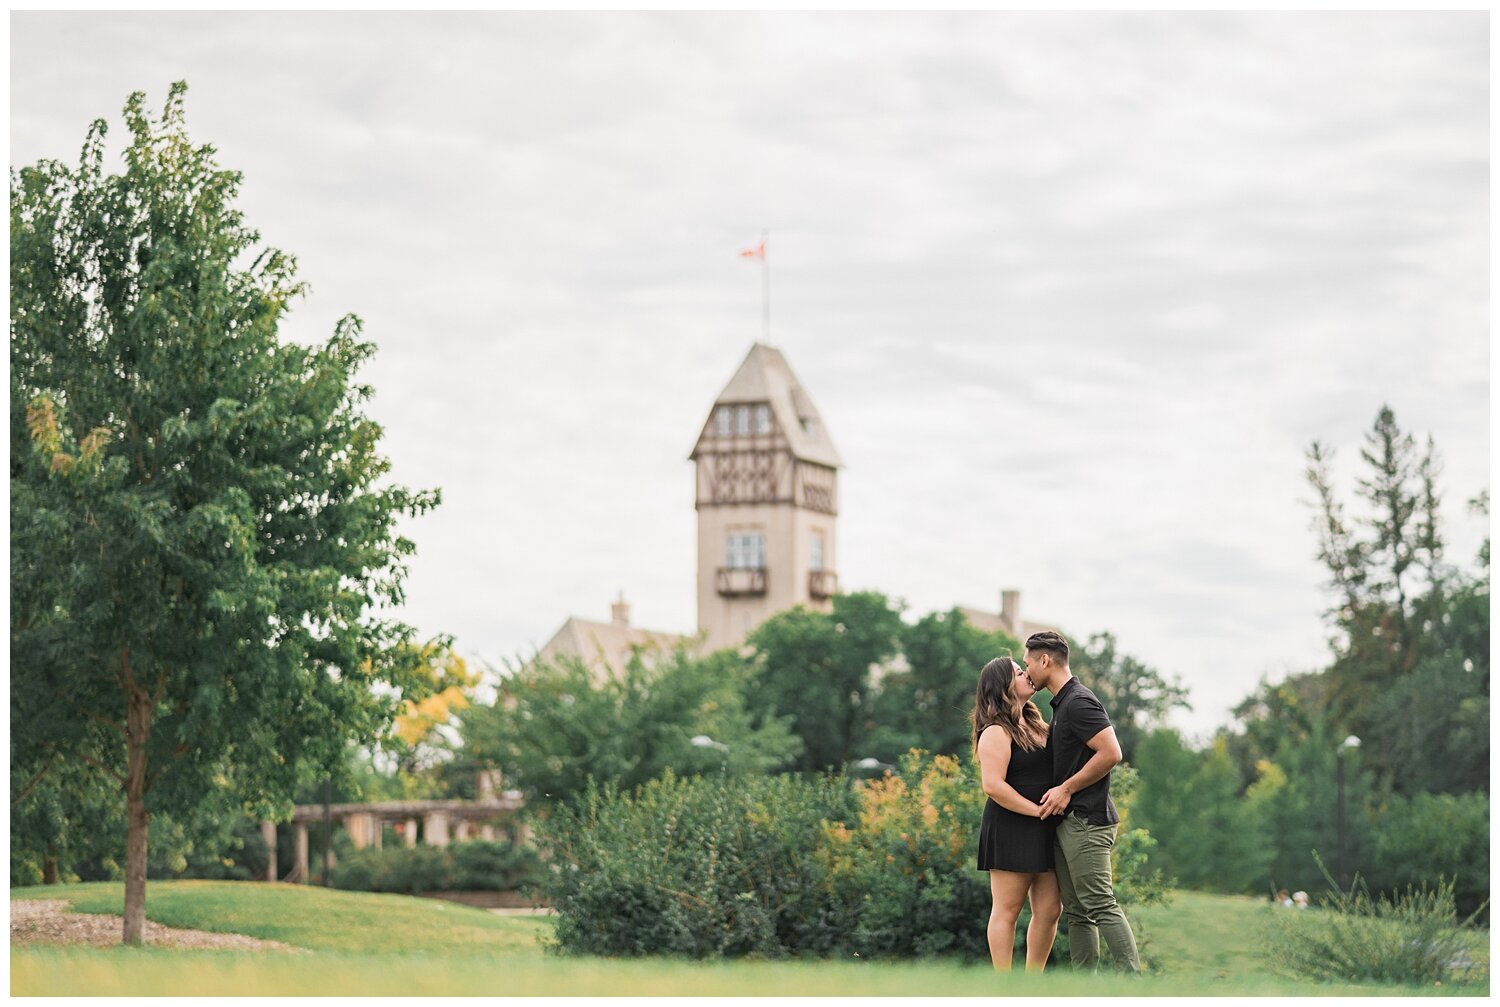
[11,880,544,955]
[10,882,1490,996]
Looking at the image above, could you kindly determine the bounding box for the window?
[715,406,732,437]
[726,532,766,570]
[754,404,771,434]
[736,405,751,436]
[810,532,824,572]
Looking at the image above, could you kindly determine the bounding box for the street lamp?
[853,757,894,777]
[1337,735,1360,889]
[690,734,729,753]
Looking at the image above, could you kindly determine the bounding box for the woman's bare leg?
[987,869,1034,970]
[1025,869,1063,972]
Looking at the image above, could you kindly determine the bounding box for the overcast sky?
[11,12,1489,738]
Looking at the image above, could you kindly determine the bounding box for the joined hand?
[1037,785,1072,820]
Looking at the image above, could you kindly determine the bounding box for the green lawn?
[10,882,1488,996]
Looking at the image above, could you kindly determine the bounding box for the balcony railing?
[716,566,768,597]
[808,570,838,600]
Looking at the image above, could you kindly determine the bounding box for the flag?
[739,240,766,260]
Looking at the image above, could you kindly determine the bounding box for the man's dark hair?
[1025,630,1070,665]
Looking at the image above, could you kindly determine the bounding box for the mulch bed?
[10,899,304,952]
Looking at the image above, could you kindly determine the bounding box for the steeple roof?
[691,343,842,468]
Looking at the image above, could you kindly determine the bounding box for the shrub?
[329,839,541,894]
[449,840,543,891]
[541,753,1169,963]
[819,751,990,959]
[1366,791,1488,922]
[538,769,861,958]
[1108,763,1171,910]
[1267,854,1488,986]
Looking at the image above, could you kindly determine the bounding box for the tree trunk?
[42,846,59,885]
[122,687,151,946]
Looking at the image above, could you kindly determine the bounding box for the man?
[1023,630,1140,973]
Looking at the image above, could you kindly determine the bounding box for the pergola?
[261,791,526,883]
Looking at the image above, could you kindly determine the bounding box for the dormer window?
[714,402,773,438]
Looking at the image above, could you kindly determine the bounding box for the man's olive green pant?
[1053,813,1140,972]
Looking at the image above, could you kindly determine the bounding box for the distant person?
[972,655,1062,972]
[1276,889,1292,908]
[1292,891,1309,909]
[1023,631,1141,973]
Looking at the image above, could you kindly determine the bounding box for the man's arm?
[1037,726,1123,819]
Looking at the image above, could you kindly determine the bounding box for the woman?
[972,655,1061,971]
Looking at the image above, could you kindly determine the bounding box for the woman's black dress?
[976,727,1055,873]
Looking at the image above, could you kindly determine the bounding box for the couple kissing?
[972,630,1140,973]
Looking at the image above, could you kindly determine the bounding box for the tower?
[689,343,842,651]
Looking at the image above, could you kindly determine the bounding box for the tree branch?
[82,707,128,737]
[79,752,127,786]
[11,764,51,807]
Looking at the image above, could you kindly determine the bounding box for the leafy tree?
[10,84,439,943]
[1132,730,1279,893]
[1070,632,1191,763]
[866,608,1019,762]
[1250,712,1376,896]
[742,592,904,772]
[459,646,802,806]
[1365,790,1489,920]
[11,755,121,885]
[388,641,480,776]
[1129,728,1198,882]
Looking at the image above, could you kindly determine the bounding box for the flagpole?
[761,229,770,344]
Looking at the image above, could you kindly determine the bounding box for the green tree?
[866,608,1019,762]
[1305,406,1441,721]
[459,646,802,806]
[10,84,439,943]
[1366,791,1488,920]
[1070,632,1191,763]
[1255,714,1375,896]
[1134,728,1286,894]
[1129,728,1198,882]
[1304,407,1487,789]
[742,592,904,772]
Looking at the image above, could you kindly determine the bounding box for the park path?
[10,899,304,952]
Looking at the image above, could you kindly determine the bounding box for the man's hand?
[1037,784,1072,820]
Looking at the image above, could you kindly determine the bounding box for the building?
[536,341,1055,678]
[956,588,1061,644]
[688,342,842,652]
[534,592,688,682]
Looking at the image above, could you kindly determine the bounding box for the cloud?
[10,12,1487,735]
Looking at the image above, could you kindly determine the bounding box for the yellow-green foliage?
[820,751,990,958]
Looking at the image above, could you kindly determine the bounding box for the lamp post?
[691,735,729,772]
[1336,735,1360,889]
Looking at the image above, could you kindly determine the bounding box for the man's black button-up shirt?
[1049,676,1120,827]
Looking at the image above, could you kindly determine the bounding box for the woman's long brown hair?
[970,655,1048,753]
